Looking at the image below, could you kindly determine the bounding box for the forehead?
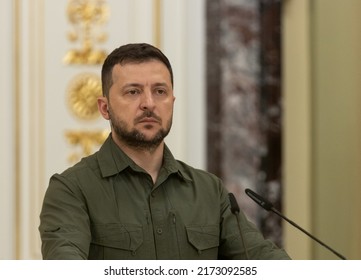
[111,60,171,84]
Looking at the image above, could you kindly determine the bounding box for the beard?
[108,107,172,152]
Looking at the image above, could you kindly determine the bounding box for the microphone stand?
[228,193,250,259]
[245,188,347,260]
[270,206,346,260]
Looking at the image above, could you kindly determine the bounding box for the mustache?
[134,110,161,123]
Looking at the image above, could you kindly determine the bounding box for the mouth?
[138,117,160,124]
[135,112,161,125]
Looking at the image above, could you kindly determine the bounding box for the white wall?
[0,0,16,260]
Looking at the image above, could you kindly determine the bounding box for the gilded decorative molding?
[63,1,110,164]
[65,130,108,163]
[66,72,102,120]
[65,72,108,162]
[63,0,109,65]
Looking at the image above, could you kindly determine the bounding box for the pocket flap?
[186,225,219,251]
[91,223,143,251]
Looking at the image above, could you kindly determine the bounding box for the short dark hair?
[101,43,174,98]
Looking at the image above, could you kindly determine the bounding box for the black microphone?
[245,188,347,260]
[228,193,249,259]
[229,192,240,214]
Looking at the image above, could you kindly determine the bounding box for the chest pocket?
[185,225,220,259]
[90,223,143,259]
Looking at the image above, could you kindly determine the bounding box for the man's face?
[98,60,175,150]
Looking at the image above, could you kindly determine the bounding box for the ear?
[97,96,110,120]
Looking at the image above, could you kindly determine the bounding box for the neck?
[112,135,164,184]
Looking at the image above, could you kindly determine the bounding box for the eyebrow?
[122,83,143,88]
[152,82,169,88]
[121,82,170,90]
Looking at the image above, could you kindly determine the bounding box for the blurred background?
[0,0,360,260]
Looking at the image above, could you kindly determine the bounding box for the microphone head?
[245,188,274,211]
[228,193,240,214]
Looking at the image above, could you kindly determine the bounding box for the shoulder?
[175,160,223,188]
[174,160,230,208]
[51,152,100,186]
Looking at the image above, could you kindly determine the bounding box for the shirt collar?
[97,133,192,182]
[96,134,130,177]
[161,145,193,182]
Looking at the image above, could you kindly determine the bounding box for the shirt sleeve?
[217,182,291,260]
[39,174,91,260]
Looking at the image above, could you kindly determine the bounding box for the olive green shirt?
[39,135,290,260]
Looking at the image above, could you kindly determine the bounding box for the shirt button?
[156,228,163,235]
[151,192,156,197]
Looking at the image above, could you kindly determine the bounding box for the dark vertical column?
[206,0,283,247]
[258,0,283,246]
[206,0,223,179]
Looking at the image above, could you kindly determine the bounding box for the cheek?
[167,101,175,115]
[110,98,136,115]
[161,106,174,123]
[122,107,140,125]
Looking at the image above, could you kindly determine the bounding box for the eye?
[127,89,140,95]
[155,88,166,95]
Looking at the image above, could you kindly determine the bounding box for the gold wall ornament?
[67,72,102,120]
[65,129,109,162]
[63,0,109,65]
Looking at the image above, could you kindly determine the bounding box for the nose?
[140,90,155,111]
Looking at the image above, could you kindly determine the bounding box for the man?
[39,43,290,260]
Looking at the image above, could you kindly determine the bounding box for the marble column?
[206,0,283,246]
